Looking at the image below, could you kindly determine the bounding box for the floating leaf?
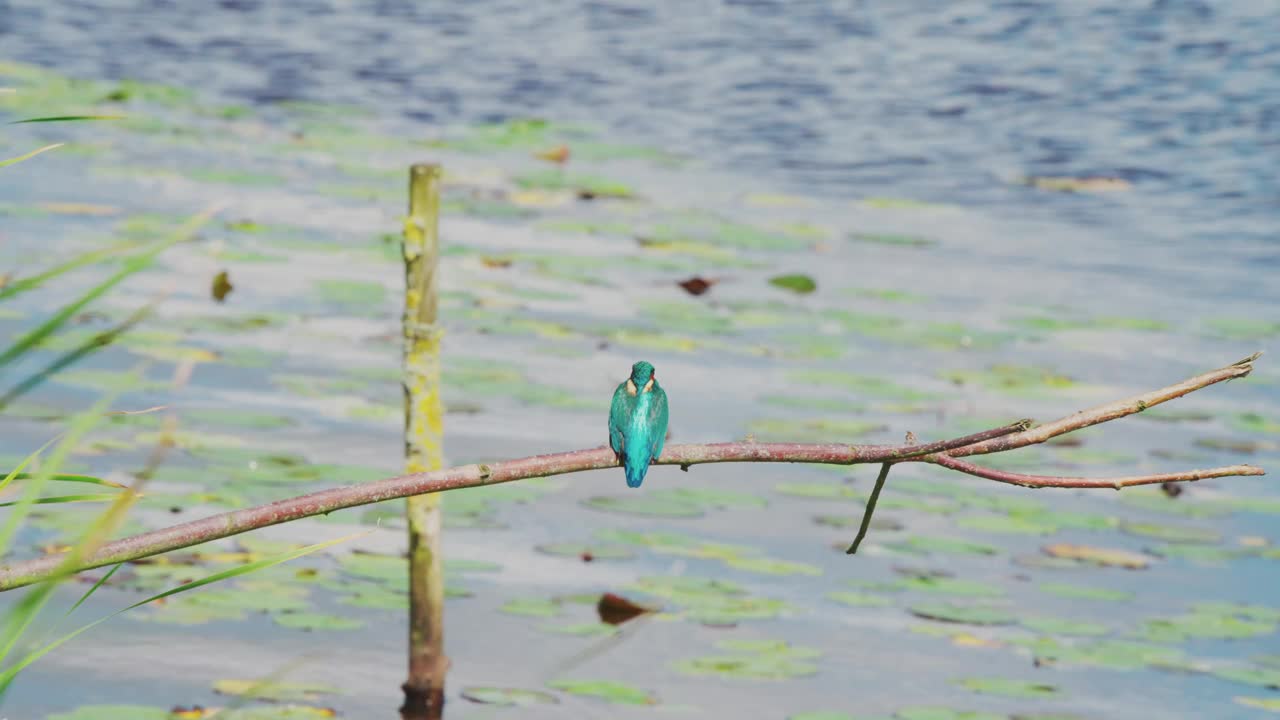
[958,513,1059,535]
[500,597,562,618]
[847,232,936,247]
[581,495,703,518]
[674,639,821,680]
[272,612,364,631]
[1212,665,1280,689]
[724,556,823,576]
[213,679,337,702]
[827,591,893,608]
[597,593,653,626]
[547,679,655,705]
[534,543,635,561]
[211,270,233,302]
[956,677,1059,699]
[313,279,386,309]
[894,707,1004,720]
[461,687,559,706]
[677,276,717,296]
[46,706,173,720]
[1236,697,1280,712]
[1022,175,1131,193]
[1120,521,1220,544]
[1203,318,1280,340]
[1233,412,1280,434]
[748,418,886,443]
[1140,609,1276,643]
[897,576,1003,597]
[1042,543,1151,569]
[909,603,1016,626]
[887,536,998,557]
[769,274,817,294]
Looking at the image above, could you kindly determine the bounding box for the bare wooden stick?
[401,163,447,720]
[0,353,1264,592]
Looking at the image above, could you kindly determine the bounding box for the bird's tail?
[624,448,652,488]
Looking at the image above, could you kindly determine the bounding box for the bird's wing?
[608,382,630,455]
[648,385,669,459]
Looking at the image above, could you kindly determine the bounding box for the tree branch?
[930,454,1263,489]
[944,352,1259,458]
[0,353,1264,592]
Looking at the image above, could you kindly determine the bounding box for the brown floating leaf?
[535,144,571,165]
[1042,543,1151,569]
[1024,175,1133,193]
[480,256,513,268]
[597,592,653,626]
[211,270,233,303]
[677,276,717,296]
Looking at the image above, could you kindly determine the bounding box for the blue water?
[3,1,1277,232]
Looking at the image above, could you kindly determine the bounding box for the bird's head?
[628,360,657,394]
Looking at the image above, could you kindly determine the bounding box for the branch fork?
[0,354,1264,591]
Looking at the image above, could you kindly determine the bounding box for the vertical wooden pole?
[400,163,447,720]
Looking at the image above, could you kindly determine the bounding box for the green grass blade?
[0,210,214,371]
[1,474,127,489]
[0,531,366,690]
[0,382,131,664]
[0,493,120,508]
[0,436,61,502]
[0,241,140,303]
[0,300,156,410]
[65,564,121,618]
[0,383,128,554]
[0,143,63,169]
[8,115,125,124]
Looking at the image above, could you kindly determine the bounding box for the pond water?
[1,2,1278,719]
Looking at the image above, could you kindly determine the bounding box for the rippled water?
[1,2,1279,720]
[5,1,1279,222]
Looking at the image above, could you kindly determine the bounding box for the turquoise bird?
[608,360,669,488]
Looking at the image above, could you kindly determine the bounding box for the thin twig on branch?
[0,354,1264,592]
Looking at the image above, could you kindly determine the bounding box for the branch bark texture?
[0,354,1264,592]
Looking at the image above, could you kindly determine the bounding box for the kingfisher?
[608,360,669,488]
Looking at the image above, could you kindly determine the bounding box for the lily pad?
[500,597,563,618]
[674,639,821,680]
[827,591,894,608]
[46,706,173,720]
[213,679,337,702]
[897,576,1003,597]
[1042,543,1151,569]
[749,418,887,442]
[956,677,1059,699]
[461,687,559,706]
[769,274,817,294]
[547,679,655,705]
[894,708,1004,720]
[909,603,1017,626]
[1120,521,1221,544]
[581,495,704,518]
[534,543,635,561]
[1236,697,1280,712]
[272,612,364,631]
[884,536,999,557]
[958,513,1059,535]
